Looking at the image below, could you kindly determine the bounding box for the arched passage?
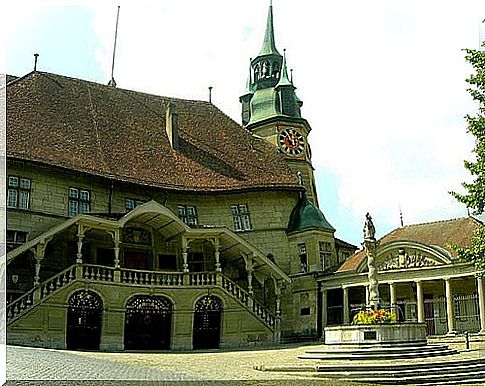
[192,295,223,349]
[124,295,172,350]
[66,290,103,350]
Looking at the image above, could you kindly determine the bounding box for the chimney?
[166,103,179,150]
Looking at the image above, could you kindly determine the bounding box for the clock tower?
[240,1,318,205]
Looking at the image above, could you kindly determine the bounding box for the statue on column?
[363,213,380,310]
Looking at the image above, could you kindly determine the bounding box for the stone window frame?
[177,204,198,227]
[319,241,332,270]
[7,176,31,209]
[230,204,252,232]
[68,187,91,217]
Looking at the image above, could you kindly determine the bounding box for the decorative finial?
[208,86,213,103]
[399,205,404,227]
[33,53,39,72]
[290,68,293,83]
[363,212,376,240]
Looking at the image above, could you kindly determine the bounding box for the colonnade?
[322,276,485,336]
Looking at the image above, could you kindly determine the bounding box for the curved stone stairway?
[255,344,485,385]
[299,343,458,361]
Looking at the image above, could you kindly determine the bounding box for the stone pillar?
[363,238,379,310]
[445,278,457,335]
[416,280,425,323]
[213,238,222,272]
[321,287,327,337]
[477,276,485,335]
[243,254,255,295]
[274,280,282,317]
[247,270,253,295]
[343,286,350,325]
[31,240,48,286]
[181,236,189,273]
[389,282,397,308]
[110,229,121,269]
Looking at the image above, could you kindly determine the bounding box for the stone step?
[300,348,458,360]
[305,344,451,355]
[314,362,485,379]
[344,368,485,385]
[314,357,485,373]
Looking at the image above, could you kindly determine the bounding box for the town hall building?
[5,3,484,351]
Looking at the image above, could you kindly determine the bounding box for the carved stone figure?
[363,212,376,240]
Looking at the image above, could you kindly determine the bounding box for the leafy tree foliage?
[452,47,485,270]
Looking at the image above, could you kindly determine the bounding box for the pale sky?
[1,0,484,245]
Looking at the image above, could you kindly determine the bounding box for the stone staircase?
[299,343,458,361]
[255,344,485,385]
[7,264,277,332]
[311,357,485,384]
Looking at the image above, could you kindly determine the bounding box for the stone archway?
[124,295,173,350]
[192,295,223,349]
[66,290,103,350]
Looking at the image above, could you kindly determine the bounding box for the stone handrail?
[189,272,217,286]
[119,268,184,286]
[221,275,277,329]
[8,264,277,331]
[83,264,115,282]
[7,264,77,324]
[221,276,249,306]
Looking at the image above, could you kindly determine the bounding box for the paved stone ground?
[5,343,353,385]
[5,341,485,385]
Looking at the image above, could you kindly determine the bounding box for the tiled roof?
[337,217,482,273]
[7,71,300,192]
[6,75,18,83]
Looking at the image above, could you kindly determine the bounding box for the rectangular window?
[6,230,28,252]
[125,198,145,211]
[68,187,90,216]
[177,205,198,227]
[7,176,31,209]
[319,241,332,270]
[231,204,252,231]
[299,243,308,273]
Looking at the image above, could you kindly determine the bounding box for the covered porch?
[7,201,290,350]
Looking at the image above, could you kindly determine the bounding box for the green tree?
[451,46,485,271]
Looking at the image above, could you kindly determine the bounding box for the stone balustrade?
[8,264,279,331]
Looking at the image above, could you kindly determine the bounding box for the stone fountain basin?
[324,323,427,346]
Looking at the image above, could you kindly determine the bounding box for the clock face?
[278,128,305,156]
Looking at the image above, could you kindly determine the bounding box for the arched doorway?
[66,290,103,350]
[124,295,172,350]
[193,295,223,349]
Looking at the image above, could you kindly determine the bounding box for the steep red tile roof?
[7,71,301,192]
[337,217,482,273]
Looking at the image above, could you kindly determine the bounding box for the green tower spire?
[259,0,281,57]
[276,49,292,87]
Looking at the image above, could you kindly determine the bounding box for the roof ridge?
[401,216,469,229]
[18,70,216,105]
